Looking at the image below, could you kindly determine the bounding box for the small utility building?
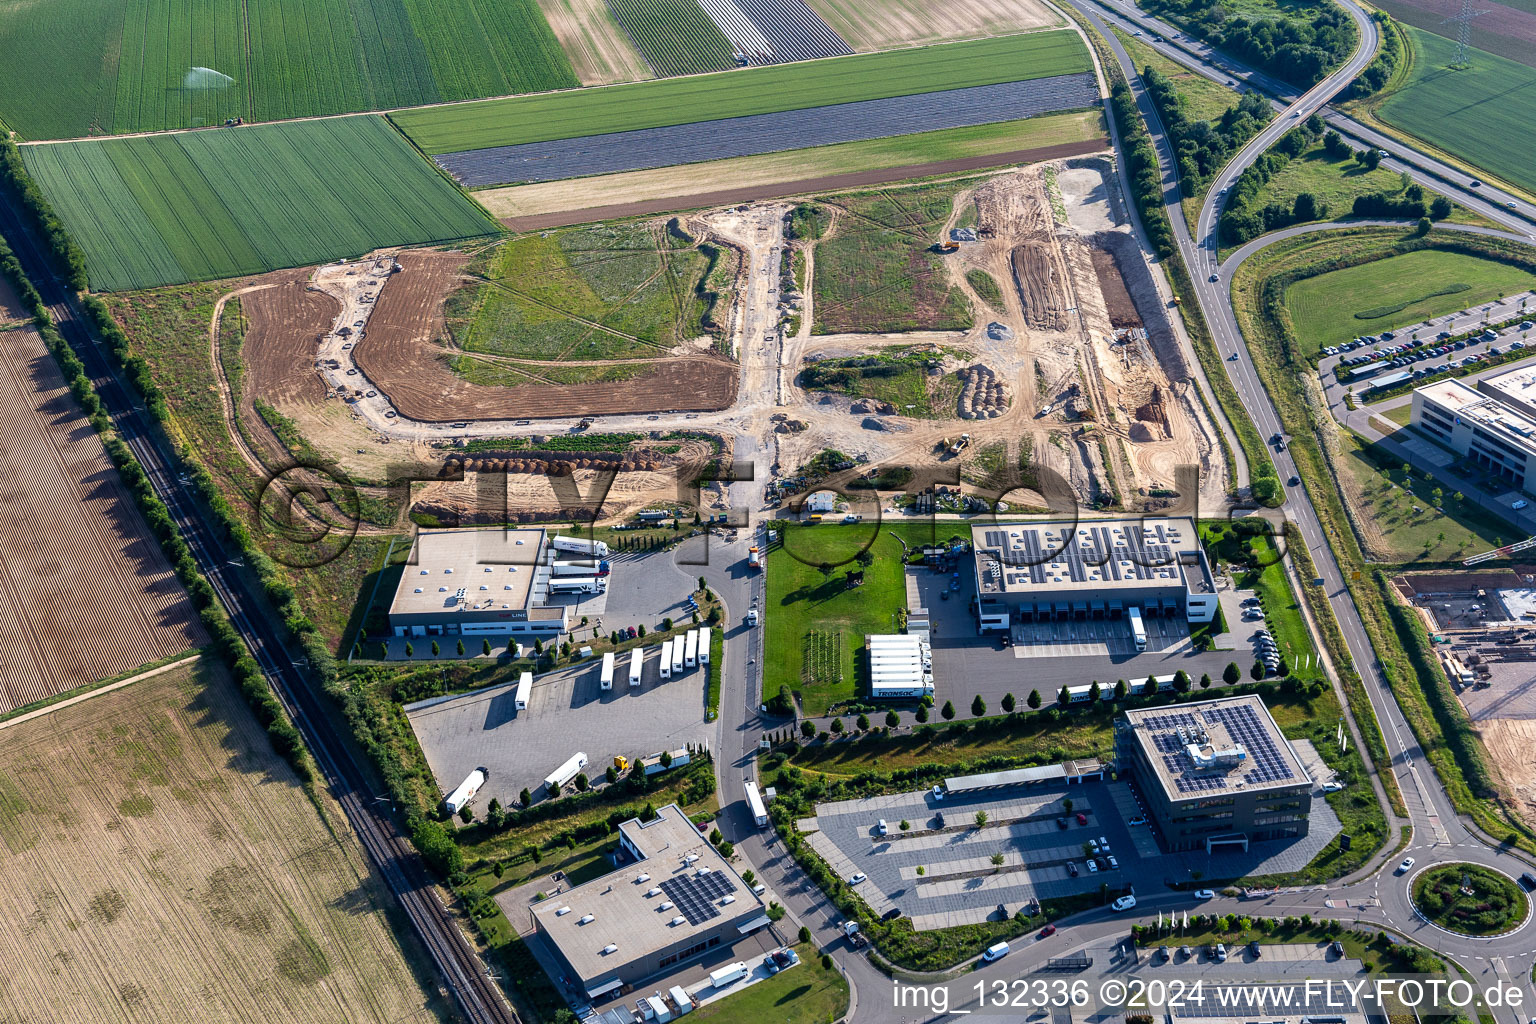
[530,804,771,1000]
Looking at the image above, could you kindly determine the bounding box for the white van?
[982,941,1010,962]
[876,819,888,836]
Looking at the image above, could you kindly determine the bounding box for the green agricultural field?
[1283,249,1536,355]
[0,0,577,140]
[1378,28,1536,196]
[21,117,498,292]
[608,0,738,76]
[443,224,717,362]
[391,31,1092,153]
[812,182,971,334]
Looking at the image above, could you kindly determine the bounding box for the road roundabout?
[1409,863,1532,940]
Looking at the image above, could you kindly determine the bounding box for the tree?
[520,787,532,808]
[459,804,474,823]
[378,642,389,659]
[799,925,811,944]
[1415,217,1432,237]
[1358,147,1381,170]
[1292,192,1323,221]
[1057,686,1070,709]
[915,703,929,723]
[1002,692,1016,714]
[802,720,816,738]
[1323,130,1348,158]
[1224,662,1242,685]
[830,717,844,734]
[857,713,870,732]
[662,617,674,631]
[1430,195,1452,220]
[1027,689,1042,710]
[1114,679,1128,701]
[1063,798,1073,813]
[605,766,618,785]
[482,638,492,656]
[1173,670,1191,693]
[637,624,646,638]
[941,700,956,720]
[1088,680,1102,703]
[431,640,440,657]
[405,642,413,658]
[533,637,543,654]
[1252,659,1267,680]
[991,853,1005,868]
[411,819,463,877]
[1200,672,1212,689]
[900,819,910,830]
[886,710,900,728]
[975,810,989,828]
[709,827,723,845]
[574,773,589,792]
[456,638,465,657]
[971,694,987,718]
[492,860,504,879]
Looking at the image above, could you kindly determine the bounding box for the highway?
[0,201,518,1024]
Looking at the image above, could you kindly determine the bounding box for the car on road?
[1210,273,1220,282]
[1471,179,1482,187]
[1039,925,1057,938]
[1508,201,1517,209]
[1193,889,1215,900]
[1289,475,1300,486]
[1396,858,1415,875]
[1520,873,1536,892]
[1112,895,1137,912]
[849,873,867,885]
[1229,352,1239,360]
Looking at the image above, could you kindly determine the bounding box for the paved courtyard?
[405,651,712,809]
[805,777,1341,929]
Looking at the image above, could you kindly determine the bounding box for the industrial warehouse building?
[1414,377,1536,496]
[970,517,1218,633]
[1116,694,1312,853]
[530,803,771,1000]
[388,527,583,639]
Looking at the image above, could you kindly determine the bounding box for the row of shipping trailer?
[598,627,712,689]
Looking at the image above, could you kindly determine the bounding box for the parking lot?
[805,776,1342,929]
[911,567,1241,702]
[405,646,713,809]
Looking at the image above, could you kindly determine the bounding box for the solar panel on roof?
[658,871,738,926]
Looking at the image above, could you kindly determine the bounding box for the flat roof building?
[1479,363,1536,422]
[969,517,1217,633]
[530,803,770,1000]
[1413,379,1536,495]
[389,527,570,639]
[1116,694,1312,853]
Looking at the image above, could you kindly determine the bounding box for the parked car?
[1076,812,1088,825]
[849,873,867,885]
[1086,860,1099,874]
[1248,941,1262,958]
[1067,862,1079,877]
[1057,816,1069,829]
[1213,943,1228,962]
[1128,815,1148,826]
[1193,889,1215,900]
[1112,895,1137,912]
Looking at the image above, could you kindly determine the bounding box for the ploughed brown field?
[0,279,202,709]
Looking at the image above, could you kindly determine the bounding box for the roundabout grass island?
[1411,863,1528,936]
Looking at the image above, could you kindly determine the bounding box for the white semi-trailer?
[745,780,768,828]
[551,535,610,558]
[544,752,588,793]
[628,648,643,688]
[670,636,685,675]
[684,628,699,668]
[515,671,532,710]
[1128,606,1147,651]
[444,767,488,814]
[599,652,615,690]
[659,639,674,679]
[699,627,712,665]
[548,576,605,595]
[551,559,611,577]
[640,748,690,775]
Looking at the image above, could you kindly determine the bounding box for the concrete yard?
[805,777,1342,929]
[405,652,713,809]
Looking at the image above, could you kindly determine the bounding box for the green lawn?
[1262,143,1419,221]
[1200,523,1320,682]
[1112,27,1240,123]
[1282,249,1536,355]
[390,31,1092,154]
[0,0,576,141]
[1381,403,1413,426]
[691,943,848,1024]
[22,117,499,292]
[1378,27,1536,197]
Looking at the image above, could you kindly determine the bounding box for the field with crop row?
[391,29,1092,153]
[697,0,853,64]
[609,0,739,75]
[0,283,202,709]
[1377,27,1536,195]
[20,117,499,292]
[0,0,577,140]
[0,658,442,1024]
[440,72,1096,187]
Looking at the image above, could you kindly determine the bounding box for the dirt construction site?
[194,154,1225,524]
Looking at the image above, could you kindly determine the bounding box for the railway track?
[0,198,517,1024]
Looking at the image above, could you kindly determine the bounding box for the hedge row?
[1108,77,1176,259]
[0,138,88,291]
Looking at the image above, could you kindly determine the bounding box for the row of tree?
[1142,67,1273,198]
[1218,117,1327,245]
[1143,0,1356,88]
[1109,78,1177,258]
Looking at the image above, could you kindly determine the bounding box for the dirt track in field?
[0,280,202,710]
[807,0,1059,50]
[498,140,1108,232]
[352,250,738,420]
[535,0,653,84]
[0,658,443,1024]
